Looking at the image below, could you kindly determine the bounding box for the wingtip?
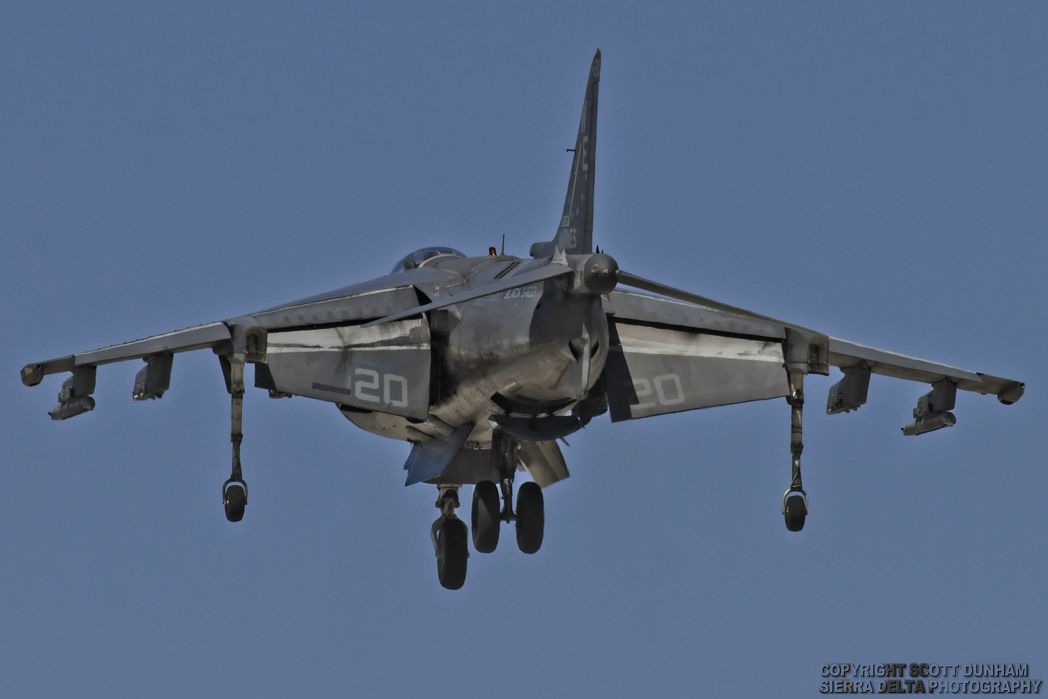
[997,381,1025,405]
[21,363,44,386]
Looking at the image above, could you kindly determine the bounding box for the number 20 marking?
[632,373,685,410]
[354,368,408,408]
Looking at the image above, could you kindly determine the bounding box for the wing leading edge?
[21,322,231,386]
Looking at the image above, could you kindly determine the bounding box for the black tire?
[435,518,468,590]
[784,493,807,532]
[223,483,247,523]
[221,484,245,521]
[471,481,501,553]
[515,482,544,554]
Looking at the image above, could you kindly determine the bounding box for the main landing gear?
[431,432,547,589]
[470,431,544,556]
[470,480,545,555]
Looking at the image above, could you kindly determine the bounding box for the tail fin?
[532,50,601,258]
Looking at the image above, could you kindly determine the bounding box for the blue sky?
[2,2,1045,696]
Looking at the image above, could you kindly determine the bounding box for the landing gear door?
[604,319,789,421]
[264,318,431,419]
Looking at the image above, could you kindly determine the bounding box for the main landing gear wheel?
[515,482,544,554]
[783,490,807,532]
[223,480,247,523]
[433,517,468,590]
[471,481,501,553]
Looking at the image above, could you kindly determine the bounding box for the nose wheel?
[433,517,468,590]
[432,487,468,590]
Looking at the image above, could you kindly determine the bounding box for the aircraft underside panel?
[416,439,569,487]
[421,445,500,486]
[519,440,569,487]
[605,320,789,421]
[265,318,431,419]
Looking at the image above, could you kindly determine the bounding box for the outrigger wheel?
[783,489,808,532]
[223,479,248,523]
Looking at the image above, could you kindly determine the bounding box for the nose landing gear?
[432,487,468,590]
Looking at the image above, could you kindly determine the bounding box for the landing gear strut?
[782,371,808,532]
[432,432,548,588]
[432,487,468,590]
[222,352,248,523]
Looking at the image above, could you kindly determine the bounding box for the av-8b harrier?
[22,51,1024,589]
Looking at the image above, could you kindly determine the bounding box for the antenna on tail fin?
[531,50,601,258]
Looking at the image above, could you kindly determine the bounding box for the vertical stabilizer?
[532,50,601,258]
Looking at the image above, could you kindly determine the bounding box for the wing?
[22,322,234,419]
[22,280,434,420]
[827,337,1021,399]
[603,288,1024,430]
[21,321,232,386]
[252,284,433,418]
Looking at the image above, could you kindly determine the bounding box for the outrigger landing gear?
[782,370,808,532]
[432,487,468,590]
[470,432,544,555]
[222,351,248,523]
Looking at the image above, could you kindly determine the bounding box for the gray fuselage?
[339,253,609,448]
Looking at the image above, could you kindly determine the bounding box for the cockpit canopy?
[391,246,465,273]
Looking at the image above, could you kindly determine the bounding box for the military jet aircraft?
[21,51,1024,589]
